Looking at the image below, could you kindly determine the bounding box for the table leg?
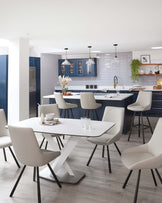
[39,135,86,184]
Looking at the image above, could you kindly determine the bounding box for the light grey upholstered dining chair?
[38,103,64,150]
[54,92,78,118]
[127,91,152,144]
[80,92,102,120]
[87,106,125,173]
[121,117,162,203]
[8,126,62,203]
[0,109,20,168]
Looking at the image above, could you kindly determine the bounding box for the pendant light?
[86,46,95,66]
[62,48,71,65]
[112,43,119,66]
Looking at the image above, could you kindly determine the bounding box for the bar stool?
[127,91,153,144]
[80,92,102,120]
[54,92,78,118]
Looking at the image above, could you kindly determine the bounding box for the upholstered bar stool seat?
[127,91,153,144]
[80,92,102,120]
[54,92,77,118]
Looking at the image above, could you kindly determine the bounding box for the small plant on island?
[131,59,141,83]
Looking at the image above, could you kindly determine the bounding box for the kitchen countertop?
[54,85,162,91]
[43,92,133,101]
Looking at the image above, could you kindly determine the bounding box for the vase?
[62,89,66,95]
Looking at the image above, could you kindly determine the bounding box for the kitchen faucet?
[114,75,118,89]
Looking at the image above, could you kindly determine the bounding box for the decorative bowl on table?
[45,113,55,121]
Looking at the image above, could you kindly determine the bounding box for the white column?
[8,38,29,124]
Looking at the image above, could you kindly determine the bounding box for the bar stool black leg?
[39,137,45,148]
[128,112,136,141]
[151,169,157,186]
[122,170,133,189]
[58,137,64,148]
[134,170,141,203]
[45,141,48,150]
[33,167,36,182]
[87,144,98,166]
[95,109,99,120]
[102,146,105,158]
[70,108,74,118]
[56,137,61,150]
[141,112,145,144]
[146,116,153,134]
[47,163,62,188]
[107,145,112,173]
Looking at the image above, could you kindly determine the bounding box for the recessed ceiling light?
[151,46,162,49]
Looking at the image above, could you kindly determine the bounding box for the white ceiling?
[0,0,162,54]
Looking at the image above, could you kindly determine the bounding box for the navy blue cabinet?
[29,57,40,117]
[58,58,97,77]
[0,55,8,117]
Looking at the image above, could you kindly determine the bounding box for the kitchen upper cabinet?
[58,58,97,77]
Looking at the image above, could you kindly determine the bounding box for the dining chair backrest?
[38,104,60,118]
[148,118,162,156]
[136,91,152,110]
[80,92,98,109]
[0,109,9,137]
[54,92,67,109]
[102,106,125,137]
[8,126,44,166]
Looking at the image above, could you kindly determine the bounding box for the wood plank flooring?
[0,117,162,203]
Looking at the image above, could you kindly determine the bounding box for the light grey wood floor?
[0,117,162,203]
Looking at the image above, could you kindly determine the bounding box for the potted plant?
[131,59,141,83]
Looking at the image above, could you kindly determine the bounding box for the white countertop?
[55,85,162,91]
[43,92,133,101]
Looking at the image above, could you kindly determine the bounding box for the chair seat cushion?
[127,104,148,112]
[0,136,12,148]
[61,103,78,109]
[83,103,102,110]
[121,151,154,170]
[87,132,115,145]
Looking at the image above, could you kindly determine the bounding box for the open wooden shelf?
[141,63,162,66]
[138,74,162,76]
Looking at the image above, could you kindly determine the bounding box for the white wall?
[41,53,61,104]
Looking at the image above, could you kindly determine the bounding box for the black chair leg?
[36,167,41,203]
[39,137,45,148]
[128,112,135,141]
[33,167,36,182]
[3,148,7,161]
[155,169,162,184]
[146,116,153,134]
[134,169,141,203]
[114,143,121,156]
[102,146,105,158]
[58,137,64,148]
[47,163,62,188]
[151,169,157,186]
[56,137,61,150]
[67,109,70,118]
[8,146,20,168]
[45,141,48,150]
[122,170,133,189]
[138,115,140,137]
[106,145,111,173]
[10,165,26,197]
[87,144,98,166]
[141,112,145,144]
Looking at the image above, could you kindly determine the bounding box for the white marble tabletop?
[11,117,114,137]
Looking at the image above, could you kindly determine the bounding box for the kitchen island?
[43,92,133,134]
